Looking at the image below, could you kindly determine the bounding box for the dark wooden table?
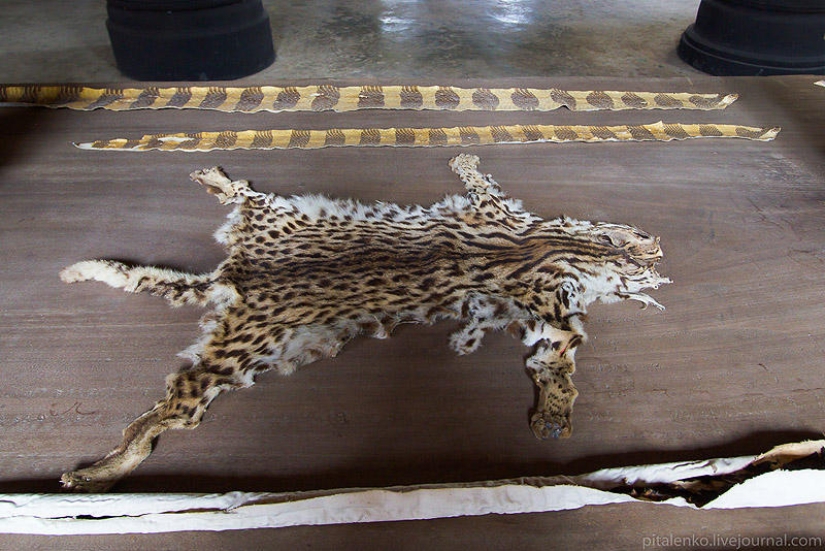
[2,76,823,549]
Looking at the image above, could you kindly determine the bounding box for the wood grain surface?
[1,76,823,549]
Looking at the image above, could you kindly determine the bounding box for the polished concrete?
[0,0,704,82]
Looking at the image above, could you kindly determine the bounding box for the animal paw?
[60,260,129,287]
[448,153,481,174]
[449,326,486,355]
[61,469,119,493]
[190,167,248,204]
[530,411,572,440]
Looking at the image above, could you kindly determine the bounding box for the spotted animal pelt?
[59,155,670,492]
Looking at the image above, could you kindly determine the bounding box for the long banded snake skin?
[75,122,779,152]
[0,85,779,151]
[0,85,740,113]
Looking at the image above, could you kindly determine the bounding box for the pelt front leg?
[61,260,219,307]
[525,342,579,440]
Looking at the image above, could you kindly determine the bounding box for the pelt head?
[577,221,671,309]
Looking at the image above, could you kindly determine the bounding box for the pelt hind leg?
[60,260,220,307]
[61,360,249,492]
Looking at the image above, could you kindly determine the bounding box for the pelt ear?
[595,226,637,247]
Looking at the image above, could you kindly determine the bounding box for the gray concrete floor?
[0,0,704,82]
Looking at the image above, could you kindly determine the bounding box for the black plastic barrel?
[106,0,276,81]
[678,0,825,75]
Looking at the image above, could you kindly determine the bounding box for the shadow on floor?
[3,428,819,494]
